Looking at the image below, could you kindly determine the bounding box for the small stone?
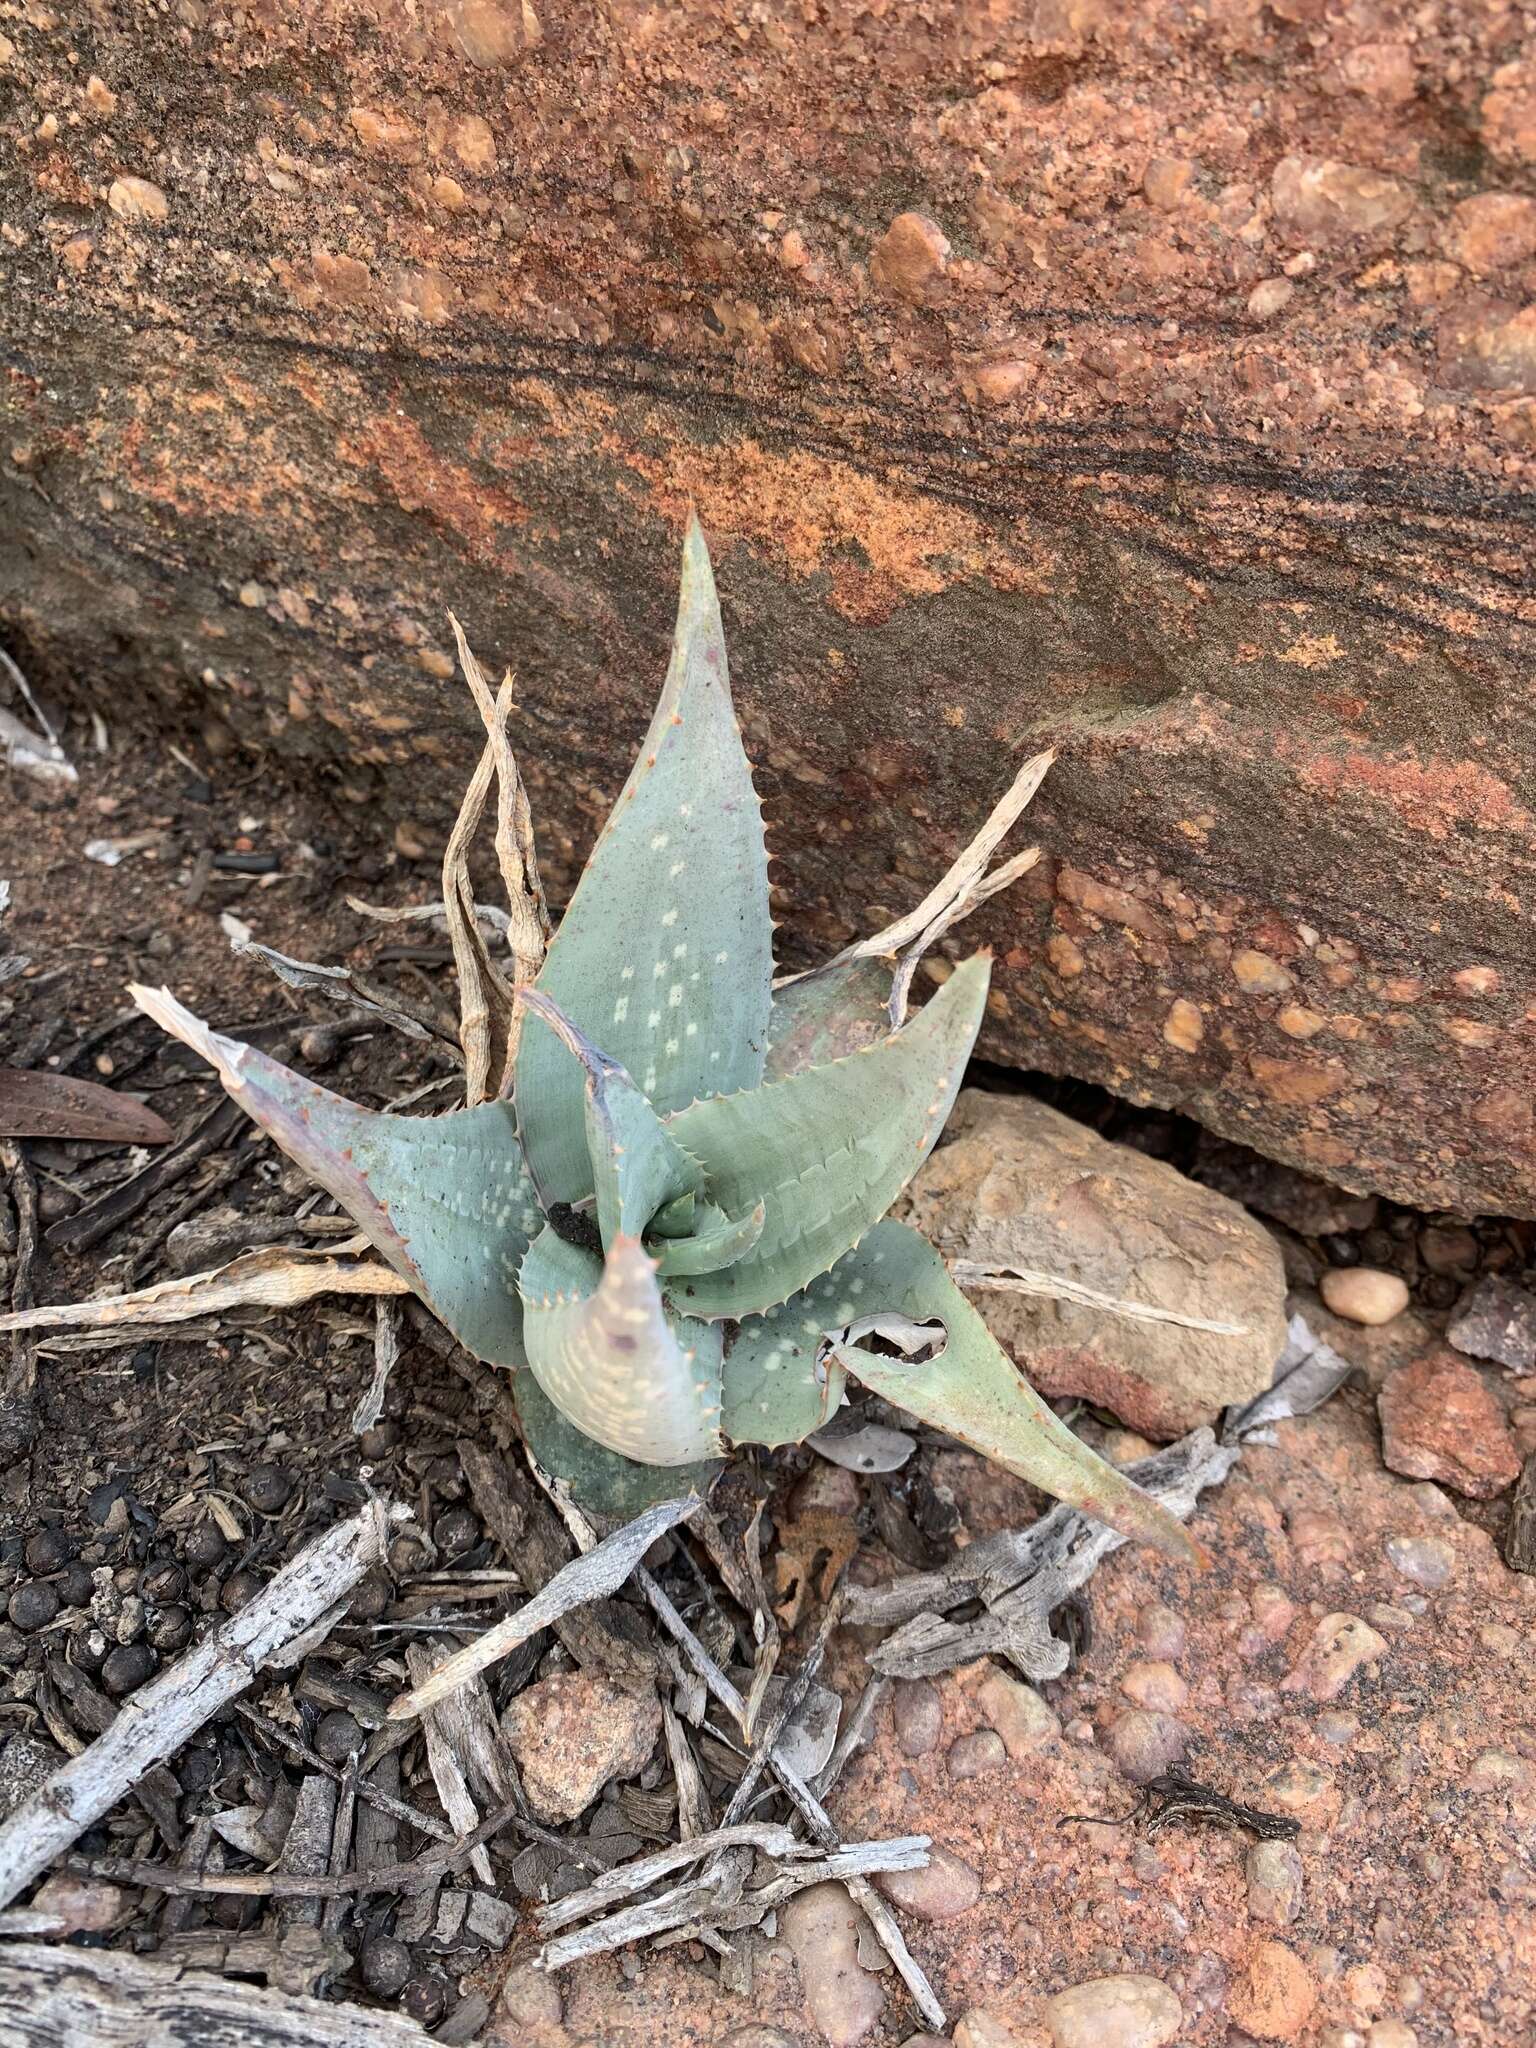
[1135,1603,1185,1660]
[948,1729,1007,1780]
[502,1672,661,1822]
[26,1875,127,1933]
[466,1890,518,1944]
[25,1528,73,1573]
[359,1934,412,1998]
[1366,2025,1418,2048]
[100,1643,155,1695]
[1418,1225,1477,1275]
[874,1842,981,1922]
[1229,1941,1317,2040]
[1119,1660,1187,1714]
[8,1582,60,1632]
[107,175,170,223]
[314,1709,363,1762]
[1104,1708,1187,1785]
[1280,1613,1387,1702]
[1320,1267,1409,1325]
[1443,192,1536,276]
[1464,1747,1531,1793]
[242,1463,295,1514]
[1447,1274,1536,1375]
[1271,156,1412,245]
[1044,1972,1181,2048]
[1383,1535,1454,1589]
[1233,948,1293,995]
[1163,998,1203,1051]
[1246,1840,1304,1926]
[975,1667,1059,1756]
[954,2013,1031,2048]
[782,1879,886,2046]
[1143,157,1194,211]
[1378,1350,1521,1499]
[893,1678,943,1756]
[716,2030,795,2048]
[870,211,950,301]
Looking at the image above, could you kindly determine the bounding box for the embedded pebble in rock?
[1383,1534,1455,1589]
[1104,1708,1188,1784]
[947,1729,1007,1779]
[953,2013,1033,2048]
[892,1678,943,1757]
[1119,1660,1187,1713]
[1044,1973,1182,2048]
[1378,1351,1521,1499]
[1246,1840,1305,1926]
[874,1842,981,1921]
[1280,1613,1388,1702]
[1135,1603,1185,1660]
[869,210,950,301]
[781,1880,886,2047]
[1229,1940,1317,2040]
[1447,1274,1536,1375]
[501,1673,661,1822]
[717,2031,798,2048]
[975,1666,1059,1755]
[1320,1267,1409,1326]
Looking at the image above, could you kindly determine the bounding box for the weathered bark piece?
[0,1499,401,1910]
[4,6,1535,1215]
[0,1943,429,2047]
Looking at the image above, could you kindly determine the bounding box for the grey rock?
[1045,1974,1183,2048]
[1246,1839,1305,1925]
[892,1678,943,1758]
[1448,1275,1536,1375]
[947,1729,1008,1780]
[874,1842,981,1922]
[1104,1709,1189,1785]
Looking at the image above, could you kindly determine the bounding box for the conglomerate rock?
[3,2,1534,1213]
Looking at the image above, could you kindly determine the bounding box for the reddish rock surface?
[2,4,1536,1214]
[520,1337,1535,2046]
[1378,1349,1524,1499]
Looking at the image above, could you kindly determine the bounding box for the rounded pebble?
[1246,1839,1304,1925]
[242,1463,295,1515]
[1104,1708,1188,1785]
[947,1729,1007,1780]
[499,1964,563,2026]
[1230,1940,1317,2040]
[893,1678,943,1757]
[954,2013,1032,2048]
[1134,1604,1185,1660]
[1366,2024,1418,2048]
[1320,1267,1409,1326]
[24,1528,73,1574]
[1383,1535,1454,1589]
[1045,1972,1182,2048]
[360,1935,412,1998]
[315,1709,364,1762]
[8,1582,60,1632]
[875,1842,981,1922]
[1119,1660,1188,1714]
[101,1643,156,1695]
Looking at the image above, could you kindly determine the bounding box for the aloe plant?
[132,520,1194,1560]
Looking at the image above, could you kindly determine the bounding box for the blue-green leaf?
[651,1199,765,1277]
[518,1224,724,1466]
[514,516,773,1205]
[662,955,989,1320]
[130,986,538,1368]
[721,1290,849,1450]
[823,1220,1198,1562]
[519,990,701,1250]
[514,1369,722,1522]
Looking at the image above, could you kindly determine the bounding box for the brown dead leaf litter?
[1,744,1534,2048]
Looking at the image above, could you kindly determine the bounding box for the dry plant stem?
[75,1800,522,1902]
[386,1493,701,1721]
[0,1944,430,2048]
[538,1820,804,1933]
[0,1498,404,1911]
[826,747,1054,968]
[950,1259,1247,1336]
[887,844,1042,1024]
[0,1245,412,1336]
[233,1704,454,1846]
[448,617,550,990]
[0,1137,40,1455]
[440,686,517,1107]
[352,1297,401,1436]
